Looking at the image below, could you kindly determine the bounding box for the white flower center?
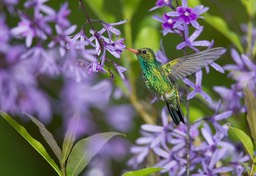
[164,0,169,4]
[168,19,173,24]
[185,11,190,16]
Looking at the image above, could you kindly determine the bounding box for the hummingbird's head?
[127,48,155,62]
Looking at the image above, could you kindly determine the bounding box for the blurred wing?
[162,47,226,80]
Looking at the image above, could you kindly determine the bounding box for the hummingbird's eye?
[142,50,147,54]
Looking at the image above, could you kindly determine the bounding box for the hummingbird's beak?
[126,47,139,54]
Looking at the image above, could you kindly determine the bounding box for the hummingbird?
[127,47,226,125]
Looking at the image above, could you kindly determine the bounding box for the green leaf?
[253,42,256,57]
[203,14,244,53]
[0,111,62,176]
[66,132,124,176]
[134,20,160,51]
[241,0,256,17]
[61,113,79,168]
[26,113,62,162]
[122,0,142,19]
[229,126,254,160]
[244,87,256,142]
[84,0,115,21]
[122,167,163,176]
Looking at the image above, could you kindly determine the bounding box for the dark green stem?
[185,85,191,176]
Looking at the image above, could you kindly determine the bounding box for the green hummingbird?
[127,47,226,125]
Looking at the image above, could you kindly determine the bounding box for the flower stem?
[246,15,253,56]
[185,84,191,176]
[250,162,255,176]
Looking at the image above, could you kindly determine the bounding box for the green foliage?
[84,0,115,21]
[61,115,78,171]
[66,132,124,176]
[244,87,256,143]
[122,167,163,176]
[241,0,256,17]
[122,0,142,19]
[26,113,62,161]
[229,126,254,160]
[203,14,244,53]
[135,25,160,51]
[0,111,62,176]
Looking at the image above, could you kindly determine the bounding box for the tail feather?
[166,102,184,125]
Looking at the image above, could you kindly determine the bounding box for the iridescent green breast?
[138,58,177,101]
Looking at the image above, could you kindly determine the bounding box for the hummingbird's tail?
[166,102,185,125]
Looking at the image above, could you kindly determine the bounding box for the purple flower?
[24,0,55,16]
[48,25,77,56]
[104,38,126,59]
[153,14,181,35]
[0,45,51,122]
[101,20,127,38]
[0,15,10,47]
[195,150,233,175]
[105,105,134,132]
[224,49,256,90]
[183,71,212,103]
[177,25,211,52]
[141,108,172,148]
[21,46,60,76]
[214,84,245,113]
[114,63,127,80]
[150,0,172,11]
[206,101,232,137]
[167,0,208,29]
[60,80,112,116]
[46,2,71,28]
[11,11,52,48]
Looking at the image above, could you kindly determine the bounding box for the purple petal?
[173,20,183,29]
[231,49,243,66]
[241,54,256,70]
[190,26,203,41]
[209,150,219,169]
[176,42,187,50]
[196,71,202,86]
[137,147,149,163]
[181,0,187,7]
[215,111,233,121]
[136,137,153,145]
[151,132,164,148]
[201,127,214,145]
[200,91,212,103]
[192,40,211,47]
[152,15,164,23]
[212,167,233,174]
[167,11,180,17]
[191,20,200,29]
[141,124,163,132]
[153,147,169,158]
[161,108,169,126]
[210,63,225,73]
[187,91,197,100]
[183,78,195,87]
[110,19,128,26]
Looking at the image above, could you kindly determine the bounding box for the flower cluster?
[152,0,210,52]
[0,0,128,119]
[128,108,248,175]
[214,48,256,113]
[152,0,225,104]
[1,1,131,174]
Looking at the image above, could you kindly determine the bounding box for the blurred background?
[0,0,249,175]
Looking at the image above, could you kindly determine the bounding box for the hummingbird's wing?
[162,47,226,80]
